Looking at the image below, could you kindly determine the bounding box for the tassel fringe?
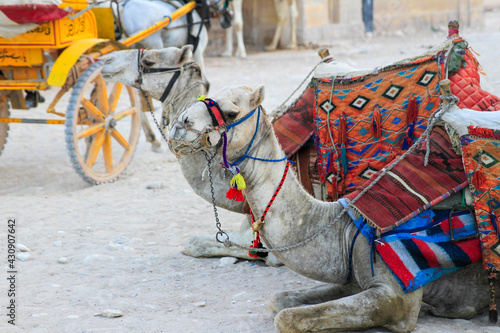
[489,268,498,323]
[226,187,244,201]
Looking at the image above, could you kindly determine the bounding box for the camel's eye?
[227,112,238,119]
[143,60,155,67]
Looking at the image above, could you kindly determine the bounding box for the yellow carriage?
[0,0,196,184]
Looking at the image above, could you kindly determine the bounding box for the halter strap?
[136,48,194,103]
[201,98,226,127]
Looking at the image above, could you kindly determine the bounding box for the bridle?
[168,97,261,161]
[136,48,205,139]
[137,48,197,104]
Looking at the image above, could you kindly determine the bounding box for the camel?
[100,0,209,152]
[222,0,297,57]
[169,84,500,332]
[101,45,281,266]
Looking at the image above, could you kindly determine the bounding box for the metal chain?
[213,98,457,253]
[203,150,229,244]
[140,89,171,144]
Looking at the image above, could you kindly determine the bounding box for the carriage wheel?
[0,91,9,157]
[65,61,141,185]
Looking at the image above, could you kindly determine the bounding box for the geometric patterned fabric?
[315,39,500,200]
[461,126,500,272]
[315,55,442,199]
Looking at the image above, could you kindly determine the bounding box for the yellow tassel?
[198,95,206,101]
[230,173,246,190]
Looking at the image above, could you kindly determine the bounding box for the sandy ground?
[2,14,500,333]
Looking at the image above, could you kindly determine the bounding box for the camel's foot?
[184,234,282,266]
[285,43,297,50]
[265,44,278,52]
[151,141,166,153]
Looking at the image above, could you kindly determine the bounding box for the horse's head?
[168,85,265,158]
[101,45,202,101]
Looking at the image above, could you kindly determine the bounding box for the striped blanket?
[340,198,481,292]
[345,126,468,234]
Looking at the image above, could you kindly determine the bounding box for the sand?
[1,14,500,333]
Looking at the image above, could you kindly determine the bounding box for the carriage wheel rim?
[66,61,141,185]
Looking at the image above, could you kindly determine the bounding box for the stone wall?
[207,0,486,54]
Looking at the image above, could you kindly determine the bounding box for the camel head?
[101,45,202,101]
[169,85,265,158]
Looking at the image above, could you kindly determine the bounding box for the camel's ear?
[177,45,194,65]
[250,85,265,109]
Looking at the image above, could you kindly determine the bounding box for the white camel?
[169,84,500,332]
[101,45,281,265]
[223,0,297,57]
[100,0,209,152]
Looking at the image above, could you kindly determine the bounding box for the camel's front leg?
[184,216,282,266]
[274,285,423,333]
[269,283,362,315]
[266,0,285,51]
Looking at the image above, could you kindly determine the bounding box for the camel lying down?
[169,85,500,332]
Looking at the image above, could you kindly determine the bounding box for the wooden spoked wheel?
[0,91,9,157]
[65,61,141,185]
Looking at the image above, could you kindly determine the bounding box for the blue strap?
[226,106,257,130]
[229,107,261,166]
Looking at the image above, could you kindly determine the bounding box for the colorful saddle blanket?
[344,127,468,234]
[340,198,481,293]
[309,38,500,200]
[461,126,500,273]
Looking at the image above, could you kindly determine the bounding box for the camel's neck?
[233,110,353,283]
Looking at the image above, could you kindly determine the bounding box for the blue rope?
[230,107,261,166]
[345,228,361,285]
[226,107,257,130]
[246,156,288,162]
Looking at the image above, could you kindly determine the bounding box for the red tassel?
[406,96,418,124]
[226,187,244,201]
[473,171,486,189]
[372,108,381,138]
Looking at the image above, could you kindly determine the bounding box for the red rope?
[249,161,291,257]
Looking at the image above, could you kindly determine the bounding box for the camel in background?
[223,0,297,57]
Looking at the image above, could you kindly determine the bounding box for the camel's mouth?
[101,69,121,80]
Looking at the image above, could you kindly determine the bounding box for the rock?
[218,257,237,267]
[94,309,123,318]
[16,252,30,261]
[83,254,115,263]
[16,243,30,252]
[122,246,136,253]
[54,240,62,247]
[146,181,164,190]
[67,315,78,319]
[194,301,206,307]
[146,242,157,246]
[114,236,129,244]
[58,257,68,264]
[246,310,252,314]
